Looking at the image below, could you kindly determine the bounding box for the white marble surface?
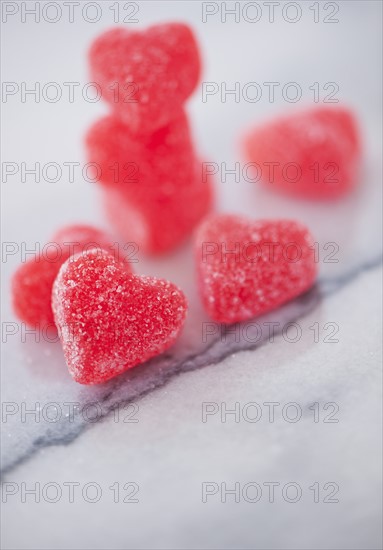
[1,1,382,549]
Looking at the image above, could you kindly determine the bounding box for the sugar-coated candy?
[12,225,127,328]
[89,23,200,134]
[103,161,213,254]
[52,249,187,385]
[86,110,195,192]
[244,106,360,199]
[86,112,214,253]
[195,215,317,324]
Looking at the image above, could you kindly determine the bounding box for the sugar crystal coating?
[52,249,187,385]
[89,23,201,134]
[12,225,128,328]
[86,112,214,253]
[195,215,317,324]
[244,106,360,199]
[86,110,196,193]
[102,162,213,254]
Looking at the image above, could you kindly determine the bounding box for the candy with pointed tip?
[243,106,360,199]
[195,215,317,324]
[52,249,187,384]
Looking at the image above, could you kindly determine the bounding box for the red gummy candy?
[103,161,213,254]
[86,112,213,253]
[86,110,195,191]
[195,215,317,324]
[244,106,360,199]
[12,225,128,328]
[89,23,200,134]
[52,249,187,385]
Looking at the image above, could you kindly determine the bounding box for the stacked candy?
[86,23,214,254]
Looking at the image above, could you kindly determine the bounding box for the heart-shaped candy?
[195,215,317,324]
[89,23,200,134]
[102,161,213,254]
[86,110,196,195]
[52,249,187,384]
[12,225,126,328]
[243,106,360,199]
[86,112,214,253]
